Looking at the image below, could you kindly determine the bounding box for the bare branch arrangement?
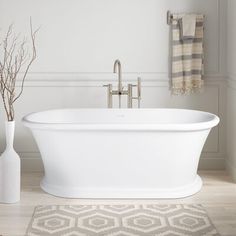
[0,18,38,121]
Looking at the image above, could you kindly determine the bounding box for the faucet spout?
[113,59,122,93]
[103,60,141,108]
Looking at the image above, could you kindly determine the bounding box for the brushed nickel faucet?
[103,60,141,108]
[113,60,122,94]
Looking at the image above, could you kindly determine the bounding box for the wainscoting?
[0,74,226,172]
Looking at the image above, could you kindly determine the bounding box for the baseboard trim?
[226,160,236,182]
[21,156,225,172]
[21,157,44,172]
[198,158,225,170]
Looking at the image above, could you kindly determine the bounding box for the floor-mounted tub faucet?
[103,60,141,108]
[113,60,123,95]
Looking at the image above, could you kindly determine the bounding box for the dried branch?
[0,18,38,121]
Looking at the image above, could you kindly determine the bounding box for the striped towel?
[171,14,204,95]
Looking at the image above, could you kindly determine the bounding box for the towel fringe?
[171,80,204,95]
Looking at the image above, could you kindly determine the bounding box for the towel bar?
[167,11,173,25]
[167,11,205,25]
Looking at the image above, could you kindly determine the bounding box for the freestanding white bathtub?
[23,109,219,199]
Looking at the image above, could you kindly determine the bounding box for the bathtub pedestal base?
[40,175,202,199]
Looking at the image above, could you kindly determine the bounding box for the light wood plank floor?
[0,171,236,236]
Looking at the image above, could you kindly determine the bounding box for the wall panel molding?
[0,75,226,172]
[227,75,236,90]
[16,73,227,88]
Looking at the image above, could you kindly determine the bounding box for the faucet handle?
[103,84,113,90]
[103,84,113,108]
[127,77,142,108]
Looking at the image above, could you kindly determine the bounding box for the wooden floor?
[0,171,236,236]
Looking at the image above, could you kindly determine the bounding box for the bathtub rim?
[22,108,220,132]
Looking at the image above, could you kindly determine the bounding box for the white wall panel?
[0,0,220,73]
[0,0,226,171]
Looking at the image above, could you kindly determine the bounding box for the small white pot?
[0,121,21,203]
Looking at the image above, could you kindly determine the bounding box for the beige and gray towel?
[171,14,204,95]
[179,14,197,40]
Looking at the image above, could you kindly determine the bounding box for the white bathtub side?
[32,128,210,198]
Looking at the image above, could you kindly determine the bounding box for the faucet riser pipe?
[128,84,133,108]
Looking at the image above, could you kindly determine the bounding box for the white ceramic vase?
[0,121,20,203]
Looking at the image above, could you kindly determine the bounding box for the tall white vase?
[0,121,20,203]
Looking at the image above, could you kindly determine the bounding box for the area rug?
[26,204,220,236]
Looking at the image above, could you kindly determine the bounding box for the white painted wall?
[0,0,226,171]
[227,0,236,181]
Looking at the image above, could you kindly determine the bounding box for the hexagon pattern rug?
[26,204,220,236]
